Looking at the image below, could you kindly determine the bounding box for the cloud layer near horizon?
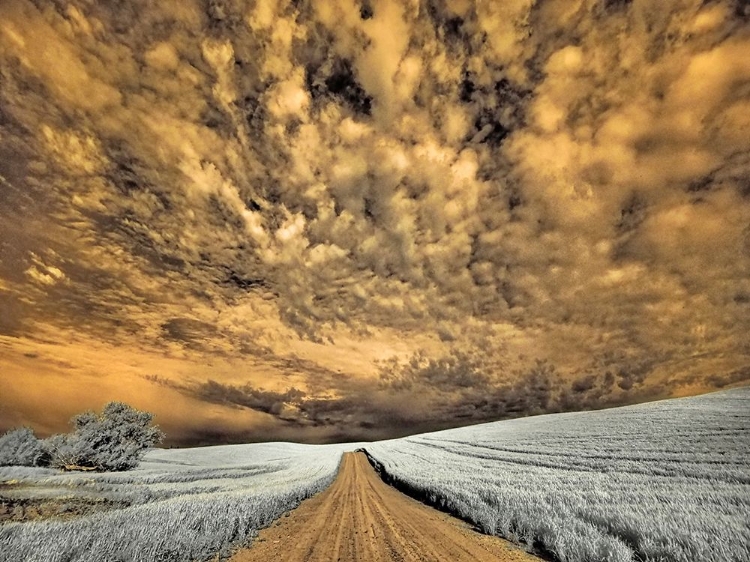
[1,0,749,444]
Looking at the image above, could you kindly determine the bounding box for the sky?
[1,0,749,446]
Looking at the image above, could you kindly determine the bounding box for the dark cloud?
[306,57,374,116]
[0,294,26,336]
[187,379,306,416]
[379,351,489,392]
[143,374,420,442]
[706,366,750,389]
[161,318,218,347]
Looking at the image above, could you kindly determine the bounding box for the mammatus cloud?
[1,0,749,443]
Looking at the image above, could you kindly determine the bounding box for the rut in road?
[228,452,542,562]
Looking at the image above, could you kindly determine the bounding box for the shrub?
[45,402,164,471]
[0,427,48,467]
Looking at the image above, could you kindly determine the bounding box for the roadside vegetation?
[365,387,750,562]
[0,441,351,561]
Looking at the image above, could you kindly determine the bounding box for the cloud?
[1,0,749,443]
[24,253,66,286]
[149,376,306,417]
[142,373,425,442]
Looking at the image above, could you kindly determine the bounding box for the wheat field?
[366,387,750,562]
[0,442,353,562]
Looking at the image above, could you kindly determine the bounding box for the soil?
[0,481,128,523]
[228,452,541,562]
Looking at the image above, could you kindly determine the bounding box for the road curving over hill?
[228,452,541,562]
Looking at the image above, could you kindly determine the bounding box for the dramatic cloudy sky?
[2,0,749,445]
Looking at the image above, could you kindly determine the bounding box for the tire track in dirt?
[228,452,542,562]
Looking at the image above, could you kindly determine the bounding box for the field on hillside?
[0,442,353,562]
[366,387,750,562]
[3,389,748,562]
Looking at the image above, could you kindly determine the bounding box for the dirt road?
[229,452,541,562]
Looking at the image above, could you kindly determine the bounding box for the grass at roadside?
[366,387,750,562]
[0,442,353,562]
